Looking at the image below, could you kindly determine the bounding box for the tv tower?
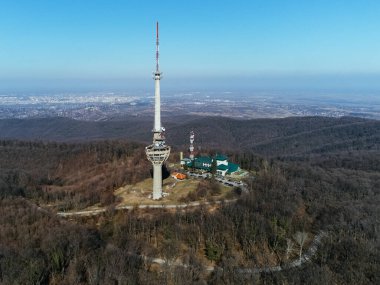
[145,22,171,200]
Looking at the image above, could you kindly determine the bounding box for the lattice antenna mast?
[153,21,162,133]
[156,21,160,73]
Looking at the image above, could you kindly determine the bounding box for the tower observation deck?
[145,22,171,200]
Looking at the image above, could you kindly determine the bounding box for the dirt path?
[57,199,238,217]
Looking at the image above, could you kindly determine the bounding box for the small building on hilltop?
[171,172,187,180]
[193,156,212,170]
[180,131,240,177]
[182,154,240,177]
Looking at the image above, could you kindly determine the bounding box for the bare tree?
[286,238,294,260]
[294,231,308,260]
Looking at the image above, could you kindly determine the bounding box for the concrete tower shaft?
[154,74,161,133]
[145,22,170,200]
[145,144,170,199]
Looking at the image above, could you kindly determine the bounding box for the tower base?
[146,144,170,200]
[152,164,163,200]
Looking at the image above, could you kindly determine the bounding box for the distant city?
[0,90,379,121]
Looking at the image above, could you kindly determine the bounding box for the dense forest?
[0,140,151,210]
[0,116,379,284]
[1,116,379,151]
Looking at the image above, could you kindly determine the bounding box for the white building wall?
[216,159,228,166]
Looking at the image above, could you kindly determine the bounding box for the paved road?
[186,171,248,192]
[57,199,238,217]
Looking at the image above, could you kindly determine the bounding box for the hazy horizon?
[1,73,380,94]
[1,1,380,95]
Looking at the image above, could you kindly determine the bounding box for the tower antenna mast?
[156,21,159,73]
[145,22,171,200]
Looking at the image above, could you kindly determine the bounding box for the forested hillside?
[166,116,380,157]
[0,140,151,210]
[1,116,379,158]
[0,116,379,284]
[0,116,152,142]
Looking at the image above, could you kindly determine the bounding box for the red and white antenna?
[156,21,160,73]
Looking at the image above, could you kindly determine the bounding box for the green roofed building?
[193,156,213,170]
[182,154,240,176]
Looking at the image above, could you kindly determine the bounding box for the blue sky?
[0,0,379,91]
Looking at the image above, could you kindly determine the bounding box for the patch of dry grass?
[114,176,232,206]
